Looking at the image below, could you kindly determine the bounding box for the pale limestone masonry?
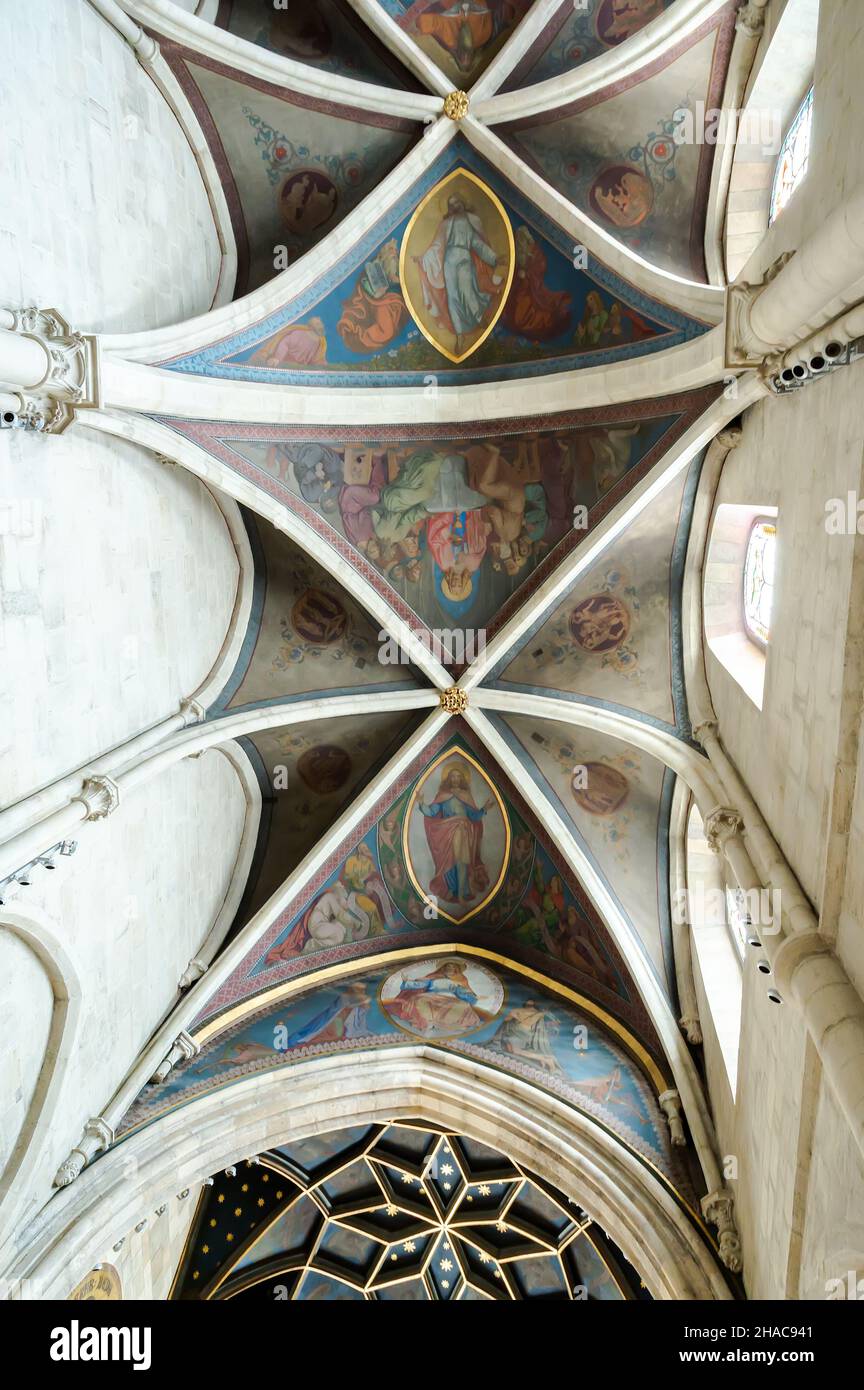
[0,0,221,332]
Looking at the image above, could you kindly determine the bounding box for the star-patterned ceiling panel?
[170,1121,655,1299]
[377,1,535,85]
[157,41,420,295]
[215,0,422,88]
[162,139,712,385]
[501,5,737,279]
[495,453,703,734]
[210,510,424,716]
[494,715,675,991]
[232,709,426,925]
[189,727,661,1046]
[502,0,677,88]
[155,389,715,666]
[120,960,682,1186]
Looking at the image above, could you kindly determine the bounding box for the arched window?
[769,87,813,224]
[742,519,776,647]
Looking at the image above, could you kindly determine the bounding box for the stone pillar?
[0,308,99,433]
[726,180,864,371]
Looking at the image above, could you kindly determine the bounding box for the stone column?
[0,308,99,433]
[726,181,864,372]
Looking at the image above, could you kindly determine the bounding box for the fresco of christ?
[419,760,493,903]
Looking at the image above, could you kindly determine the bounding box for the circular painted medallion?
[568,593,631,653]
[291,588,348,645]
[297,744,352,794]
[379,957,504,1040]
[571,762,630,816]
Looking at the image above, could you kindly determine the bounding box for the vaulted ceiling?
[107,0,751,1293]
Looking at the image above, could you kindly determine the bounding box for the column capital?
[701,1188,743,1273]
[73,775,120,822]
[704,805,745,853]
[1,306,100,433]
[725,252,797,368]
[151,1030,200,1084]
[658,1089,687,1147]
[735,0,770,39]
[53,1116,114,1188]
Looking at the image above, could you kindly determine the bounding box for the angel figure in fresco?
[487,999,562,1074]
[281,982,374,1049]
[502,226,571,342]
[338,238,408,354]
[386,961,492,1037]
[419,761,493,904]
[415,194,506,355]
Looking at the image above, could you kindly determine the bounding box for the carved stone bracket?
[679,1014,704,1046]
[5,306,100,434]
[704,806,745,854]
[53,1116,114,1188]
[178,957,208,990]
[658,1089,688,1147]
[150,1030,200,1084]
[735,0,770,39]
[701,1188,743,1273]
[179,697,206,726]
[73,775,120,822]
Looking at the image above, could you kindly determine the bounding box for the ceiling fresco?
[231,709,426,924]
[215,0,422,88]
[500,5,737,279]
[376,1,535,85]
[157,41,420,295]
[502,0,677,87]
[162,139,712,385]
[197,727,660,1045]
[169,1121,655,1299]
[494,714,674,990]
[495,453,703,733]
[156,388,716,664]
[120,956,681,1187]
[211,510,424,715]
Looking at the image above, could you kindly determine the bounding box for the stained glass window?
[743,519,776,646]
[769,87,813,224]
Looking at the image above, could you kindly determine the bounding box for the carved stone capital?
[680,1014,704,1046]
[735,0,769,39]
[725,252,796,368]
[701,1188,743,1273]
[658,1089,688,1147]
[440,686,468,715]
[53,1117,114,1188]
[179,697,206,726]
[691,719,719,748]
[179,957,208,989]
[73,775,120,822]
[704,806,744,854]
[5,307,99,434]
[715,424,743,451]
[150,1030,200,1084]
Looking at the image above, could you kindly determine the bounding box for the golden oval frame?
[398,167,516,365]
[401,747,511,925]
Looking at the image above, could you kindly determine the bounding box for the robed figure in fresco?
[416,194,506,355]
[419,760,493,904]
[385,961,491,1037]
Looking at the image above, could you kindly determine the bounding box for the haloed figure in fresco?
[385,961,492,1037]
[414,0,530,76]
[420,761,494,905]
[415,194,507,356]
